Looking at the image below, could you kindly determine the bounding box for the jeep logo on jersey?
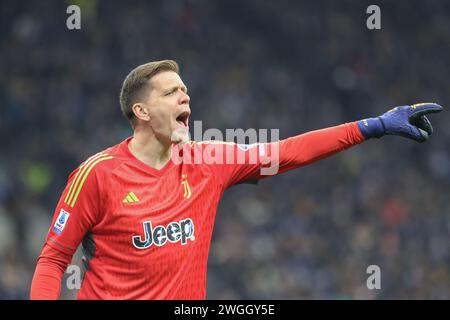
[132,218,195,249]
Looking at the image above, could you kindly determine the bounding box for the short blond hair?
[119,60,179,128]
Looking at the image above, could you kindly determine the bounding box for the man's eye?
[165,90,175,96]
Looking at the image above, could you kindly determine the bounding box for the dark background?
[0,0,448,299]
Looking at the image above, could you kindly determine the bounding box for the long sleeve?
[30,243,73,299]
[30,153,111,299]
[207,121,365,188]
[271,121,365,175]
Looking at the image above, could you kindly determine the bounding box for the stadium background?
[0,0,448,299]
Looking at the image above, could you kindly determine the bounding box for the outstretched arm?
[275,102,444,174]
[212,102,443,188]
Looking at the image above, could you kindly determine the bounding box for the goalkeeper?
[30,60,443,299]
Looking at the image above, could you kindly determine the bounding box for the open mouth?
[175,111,190,128]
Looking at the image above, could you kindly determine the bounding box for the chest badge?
[181,174,192,199]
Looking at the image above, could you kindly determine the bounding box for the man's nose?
[180,91,190,105]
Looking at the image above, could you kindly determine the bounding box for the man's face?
[143,71,191,145]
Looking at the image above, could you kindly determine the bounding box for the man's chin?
[170,127,190,146]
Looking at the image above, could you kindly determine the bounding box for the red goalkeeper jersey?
[31,122,365,299]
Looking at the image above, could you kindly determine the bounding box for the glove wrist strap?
[357,117,385,139]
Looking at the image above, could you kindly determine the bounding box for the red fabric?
[30,122,364,300]
[30,243,72,299]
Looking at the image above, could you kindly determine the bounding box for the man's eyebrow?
[164,85,188,93]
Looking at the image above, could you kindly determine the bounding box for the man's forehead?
[150,71,185,90]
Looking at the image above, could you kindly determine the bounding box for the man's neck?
[128,129,172,170]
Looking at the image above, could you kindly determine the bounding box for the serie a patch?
[52,209,70,235]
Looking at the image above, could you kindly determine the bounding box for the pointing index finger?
[409,103,443,120]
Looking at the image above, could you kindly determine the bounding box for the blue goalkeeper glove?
[357,103,443,142]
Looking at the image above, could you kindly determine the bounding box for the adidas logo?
[123,191,139,203]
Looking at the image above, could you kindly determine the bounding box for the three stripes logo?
[181,174,191,199]
[123,191,140,204]
[64,153,113,208]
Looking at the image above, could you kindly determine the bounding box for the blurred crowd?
[0,0,448,299]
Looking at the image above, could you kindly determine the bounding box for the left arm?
[209,102,443,188]
[207,121,364,189]
[264,121,364,177]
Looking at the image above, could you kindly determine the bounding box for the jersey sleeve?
[197,140,268,189]
[46,153,111,253]
[30,153,112,299]
[207,122,365,189]
[30,242,73,299]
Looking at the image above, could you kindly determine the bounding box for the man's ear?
[132,103,150,122]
